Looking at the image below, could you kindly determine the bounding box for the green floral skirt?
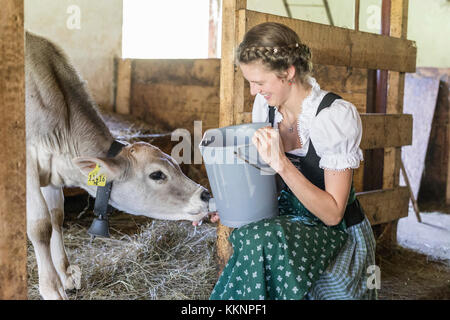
[210,190,349,300]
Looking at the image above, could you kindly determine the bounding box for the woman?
[204,22,376,300]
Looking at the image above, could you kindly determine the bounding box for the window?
[122,0,210,59]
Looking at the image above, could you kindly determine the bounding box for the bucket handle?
[234,145,276,175]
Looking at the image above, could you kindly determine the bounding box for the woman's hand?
[252,126,287,173]
[192,211,220,226]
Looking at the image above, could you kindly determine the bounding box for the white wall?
[25,0,123,111]
[408,0,450,68]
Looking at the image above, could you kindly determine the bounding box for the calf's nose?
[200,190,212,202]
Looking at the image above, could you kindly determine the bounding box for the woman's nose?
[250,83,260,96]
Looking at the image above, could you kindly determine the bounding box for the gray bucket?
[199,122,279,228]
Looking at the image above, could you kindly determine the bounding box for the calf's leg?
[41,185,81,291]
[27,158,67,300]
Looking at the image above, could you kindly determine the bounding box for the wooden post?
[380,0,410,245]
[115,58,131,115]
[400,160,421,222]
[384,0,409,189]
[0,0,27,299]
[353,0,364,191]
[208,0,221,58]
[217,0,247,273]
[354,0,360,31]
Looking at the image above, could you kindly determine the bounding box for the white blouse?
[252,76,364,171]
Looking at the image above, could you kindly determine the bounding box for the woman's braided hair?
[237,22,313,84]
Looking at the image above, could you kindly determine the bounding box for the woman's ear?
[287,65,296,82]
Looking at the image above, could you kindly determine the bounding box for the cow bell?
[88,214,110,238]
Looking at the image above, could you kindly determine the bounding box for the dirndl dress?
[210,93,377,300]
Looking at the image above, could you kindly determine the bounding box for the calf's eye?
[149,170,166,181]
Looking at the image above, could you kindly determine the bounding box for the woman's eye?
[149,171,166,181]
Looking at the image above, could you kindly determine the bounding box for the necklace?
[279,118,297,133]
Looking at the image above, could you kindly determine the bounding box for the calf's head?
[73,142,210,222]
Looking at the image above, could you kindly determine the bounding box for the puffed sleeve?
[310,99,364,170]
[252,93,269,123]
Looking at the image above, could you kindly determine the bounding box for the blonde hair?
[236,22,313,85]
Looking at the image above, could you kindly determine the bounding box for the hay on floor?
[28,215,218,300]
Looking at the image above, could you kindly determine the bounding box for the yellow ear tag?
[87,164,107,187]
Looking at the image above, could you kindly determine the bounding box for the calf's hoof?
[40,280,68,300]
[63,265,82,291]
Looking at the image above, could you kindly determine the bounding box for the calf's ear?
[72,157,125,181]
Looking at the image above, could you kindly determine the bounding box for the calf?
[25,32,210,299]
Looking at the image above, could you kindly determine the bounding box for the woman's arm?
[253,126,352,226]
[278,157,352,226]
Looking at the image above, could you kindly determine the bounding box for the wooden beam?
[314,64,368,113]
[360,113,412,149]
[115,58,132,115]
[217,0,247,274]
[384,0,409,190]
[133,59,220,87]
[322,0,334,26]
[0,0,27,299]
[354,0,360,31]
[220,0,246,128]
[282,0,292,18]
[244,9,416,73]
[357,187,409,225]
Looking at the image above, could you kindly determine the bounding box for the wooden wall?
[0,0,27,299]
[124,60,368,131]
[122,59,413,196]
[128,59,220,132]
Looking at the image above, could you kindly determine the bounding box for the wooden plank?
[240,112,413,150]
[353,163,364,193]
[244,9,416,73]
[131,83,219,127]
[115,58,131,115]
[357,187,409,225]
[390,0,408,39]
[133,59,220,87]
[360,113,412,149]
[129,59,221,131]
[0,0,27,299]
[314,64,368,112]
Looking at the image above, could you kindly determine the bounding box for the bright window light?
[122,0,210,59]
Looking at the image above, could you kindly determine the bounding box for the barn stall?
[1,0,450,300]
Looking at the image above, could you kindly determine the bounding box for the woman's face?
[240,62,290,107]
